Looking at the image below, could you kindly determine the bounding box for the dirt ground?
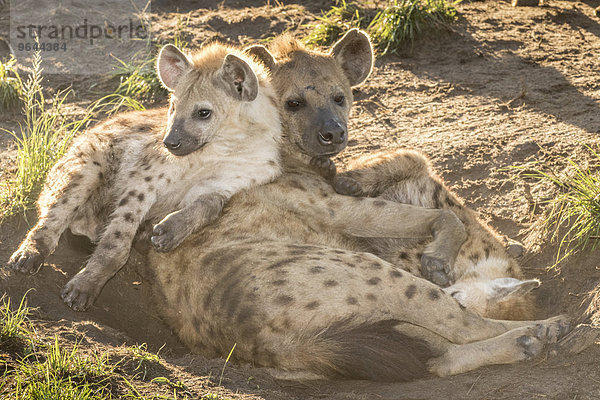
[2,0,600,399]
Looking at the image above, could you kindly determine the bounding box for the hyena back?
[8,42,281,311]
[146,30,570,382]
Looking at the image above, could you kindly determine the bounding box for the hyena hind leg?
[429,315,570,377]
[8,144,107,274]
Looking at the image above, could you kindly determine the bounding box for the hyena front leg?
[61,188,157,311]
[299,194,467,272]
[429,315,571,377]
[151,192,226,253]
[8,145,106,274]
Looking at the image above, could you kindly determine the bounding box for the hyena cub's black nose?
[318,121,346,145]
[163,138,182,151]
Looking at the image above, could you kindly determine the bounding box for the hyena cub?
[7,42,281,311]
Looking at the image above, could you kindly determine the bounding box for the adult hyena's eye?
[194,109,212,120]
[333,94,345,105]
[286,99,303,110]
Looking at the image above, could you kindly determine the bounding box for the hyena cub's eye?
[194,109,212,120]
[333,94,345,105]
[286,99,303,110]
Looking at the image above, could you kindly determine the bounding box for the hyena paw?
[334,176,363,197]
[7,246,45,274]
[60,271,102,311]
[420,253,450,287]
[517,316,571,359]
[310,156,337,181]
[151,217,190,253]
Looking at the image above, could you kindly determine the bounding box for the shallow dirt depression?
[2,0,600,399]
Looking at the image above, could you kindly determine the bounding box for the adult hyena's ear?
[219,54,259,102]
[330,28,373,87]
[488,278,540,303]
[245,45,277,72]
[157,44,191,91]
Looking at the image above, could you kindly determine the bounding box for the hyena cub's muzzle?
[163,118,207,156]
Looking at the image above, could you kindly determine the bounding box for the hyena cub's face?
[247,29,373,158]
[157,44,260,156]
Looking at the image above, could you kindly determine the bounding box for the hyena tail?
[297,319,433,382]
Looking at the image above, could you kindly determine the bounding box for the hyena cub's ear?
[245,45,277,72]
[330,28,374,87]
[219,54,259,102]
[157,44,191,91]
[488,278,540,303]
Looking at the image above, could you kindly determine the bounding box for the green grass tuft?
[0,47,93,220]
[368,0,461,54]
[0,293,34,355]
[522,147,600,266]
[305,0,461,53]
[94,13,191,116]
[0,56,23,112]
[305,0,367,47]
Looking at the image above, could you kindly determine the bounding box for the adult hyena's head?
[157,43,264,156]
[247,29,373,158]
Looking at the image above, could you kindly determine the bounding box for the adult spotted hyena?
[7,42,281,311]
[146,30,570,381]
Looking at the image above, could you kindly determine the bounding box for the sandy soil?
[2,0,600,398]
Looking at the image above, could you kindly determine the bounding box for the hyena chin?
[7,42,282,311]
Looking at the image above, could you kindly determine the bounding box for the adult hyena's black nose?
[318,120,346,145]
[163,137,182,151]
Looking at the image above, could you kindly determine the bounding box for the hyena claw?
[310,156,337,181]
[151,217,189,253]
[61,272,101,311]
[421,253,451,287]
[7,247,44,274]
[334,176,363,197]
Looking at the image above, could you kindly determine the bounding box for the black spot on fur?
[137,193,145,202]
[129,171,137,177]
[93,161,101,166]
[324,279,338,287]
[399,252,409,260]
[98,172,104,179]
[123,212,134,222]
[158,173,164,179]
[346,296,359,305]
[267,258,300,270]
[367,277,381,285]
[390,269,403,278]
[366,293,377,301]
[428,289,441,300]
[272,279,287,286]
[118,198,128,207]
[289,179,306,191]
[128,190,136,197]
[405,285,417,299]
[144,176,152,182]
[371,262,383,270]
[311,266,325,273]
[274,294,294,306]
[114,231,122,239]
[60,197,69,204]
[305,301,320,310]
